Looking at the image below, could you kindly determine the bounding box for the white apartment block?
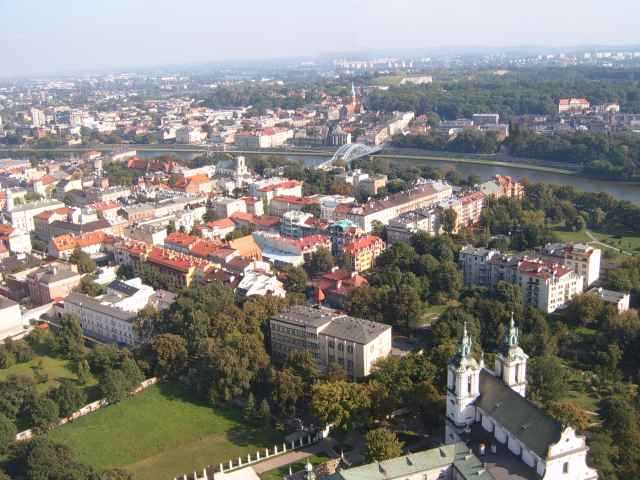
[64,278,157,346]
[518,259,584,313]
[270,305,391,379]
[7,198,66,232]
[543,243,601,289]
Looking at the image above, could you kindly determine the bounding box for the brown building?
[26,264,82,305]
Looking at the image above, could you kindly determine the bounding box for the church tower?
[494,313,528,397]
[445,323,482,444]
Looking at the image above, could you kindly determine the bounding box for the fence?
[16,377,158,442]
[174,429,328,480]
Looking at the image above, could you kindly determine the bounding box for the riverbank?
[373,153,577,175]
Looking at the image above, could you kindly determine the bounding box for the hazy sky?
[1,0,639,77]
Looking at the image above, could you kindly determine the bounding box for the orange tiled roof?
[166,232,199,248]
[344,235,384,254]
[51,231,113,252]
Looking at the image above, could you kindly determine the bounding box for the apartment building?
[269,305,391,379]
[65,278,161,345]
[342,181,452,232]
[7,199,66,232]
[542,243,601,289]
[26,264,82,306]
[518,259,584,313]
[386,207,441,244]
[343,234,386,272]
[212,197,247,219]
[269,195,318,217]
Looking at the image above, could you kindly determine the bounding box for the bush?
[0,348,15,369]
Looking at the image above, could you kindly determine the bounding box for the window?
[563,462,569,474]
[467,376,473,394]
[347,345,353,354]
[328,340,335,349]
[515,364,520,384]
[338,344,344,352]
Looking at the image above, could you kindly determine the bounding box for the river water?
[138,150,640,204]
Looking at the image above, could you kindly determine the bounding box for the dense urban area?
[0,47,639,480]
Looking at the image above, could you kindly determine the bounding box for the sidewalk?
[252,439,334,474]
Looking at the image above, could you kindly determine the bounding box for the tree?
[50,382,87,417]
[528,355,568,405]
[69,248,96,274]
[243,393,256,422]
[442,208,458,235]
[547,401,590,432]
[73,359,91,385]
[55,314,85,359]
[306,247,334,275]
[116,264,135,280]
[80,276,105,297]
[99,369,130,404]
[311,381,371,432]
[120,358,144,390]
[281,266,308,294]
[28,397,60,433]
[565,293,606,327]
[271,368,304,418]
[0,413,16,453]
[257,399,272,427]
[101,469,135,480]
[148,334,188,378]
[365,428,404,462]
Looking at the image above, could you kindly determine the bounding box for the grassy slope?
[49,383,279,480]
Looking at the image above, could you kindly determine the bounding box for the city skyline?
[2,0,640,76]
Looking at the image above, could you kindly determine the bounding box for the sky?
[1,0,639,77]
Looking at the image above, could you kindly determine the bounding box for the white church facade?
[446,318,598,480]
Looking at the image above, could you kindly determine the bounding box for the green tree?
[101,469,135,480]
[281,266,308,294]
[306,247,334,275]
[29,397,60,433]
[271,368,304,418]
[0,413,16,453]
[547,401,590,432]
[69,248,96,274]
[365,428,404,462]
[148,334,188,378]
[50,382,87,417]
[528,355,568,405]
[243,393,256,422]
[73,359,91,385]
[311,381,371,432]
[442,208,458,235]
[55,314,85,359]
[99,369,130,404]
[258,399,272,427]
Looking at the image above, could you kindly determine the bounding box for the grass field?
[0,355,78,392]
[259,454,332,480]
[550,226,640,256]
[49,383,280,480]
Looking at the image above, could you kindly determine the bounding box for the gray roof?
[65,291,137,322]
[476,370,561,459]
[107,280,139,296]
[335,442,494,480]
[0,295,18,310]
[273,305,338,328]
[321,314,391,345]
[30,267,81,284]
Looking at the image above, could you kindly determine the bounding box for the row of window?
[327,340,354,354]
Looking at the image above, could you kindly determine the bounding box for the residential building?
[445,321,598,480]
[235,127,293,149]
[7,199,66,232]
[542,243,601,289]
[252,179,303,205]
[269,195,317,217]
[559,98,591,113]
[0,224,32,254]
[26,264,82,305]
[212,197,247,219]
[0,296,26,340]
[253,231,330,267]
[312,268,368,309]
[64,278,166,345]
[328,220,363,257]
[472,113,500,126]
[236,269,286,299]
[48,231,114,260]
[478,175,524,200]
[280,211,319,239]
[517,259,584,313]
[386,207,441,244]
[269,305,391,378]
[358,174,388,196]
[196,218,236,240]
[342,181,452,232]
[343,234,385,272]
[587,287,630,313]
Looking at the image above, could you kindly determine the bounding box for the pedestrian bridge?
[316,143,382,169]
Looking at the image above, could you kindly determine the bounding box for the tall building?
[445,321,598,480]
[269,305,391,379]
[30,108,46,128]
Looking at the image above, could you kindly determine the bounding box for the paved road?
[252,439,334,474]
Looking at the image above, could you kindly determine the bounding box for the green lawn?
[49,383,280,480]
[551,226,640,256]
[550,228,591,243]
[0,355,96,394]
[259,454,331,480]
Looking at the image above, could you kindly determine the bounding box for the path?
[585,230,633,256]
[251,439,335,474]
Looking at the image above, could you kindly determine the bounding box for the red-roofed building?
[235,127,293,149]
[269,195,319,217]
[230,212,281,232]
[517,258,584,313]
[312,268,368,308]
[173,174,215,194]
[344,234,386,272]
[164,232,201,254]
[558,98,590,113]
[48,231,115,260]
[145,247,215,288]
[196,218,236,240]
[255,180,303,204]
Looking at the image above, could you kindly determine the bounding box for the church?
[445,317,598,480]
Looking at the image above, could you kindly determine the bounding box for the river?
[137,150,640,204]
